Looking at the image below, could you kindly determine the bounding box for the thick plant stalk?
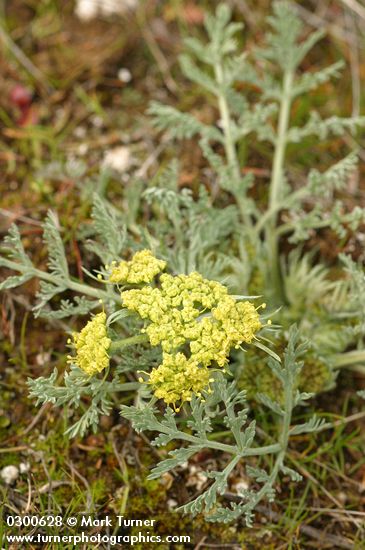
[110,334,149,353]
[243,367,294,512]
[266,69,294,302]
[168,431,281,456]
[268,71,294,211]
[214,61,252,229]
[215,63,239,177]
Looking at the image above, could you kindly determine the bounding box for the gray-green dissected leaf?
[180,467,233,515]
[1,224,32,266]
[292,60,344,97]
[88,194,126,262]
[289,415,326,435]
[0,273,33,290]
[246,465,270,483]
[281,465,302,482]
[148,102,222,142]
[148,447,200,479]
[40,297,99,319]
[33,281,67,317]
[187,396,212,438]
[306,152,358,198]
[43,211,69,279]
[287,112,365,142]
[179,54,217,94]
[256,393,284,416]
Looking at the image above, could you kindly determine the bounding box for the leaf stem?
[110,334,149,353]
[215,63,240,179]
[266,69,294,302]
[214,61,252,229]
[113,382,141,391]
[254,185,308,235]
[268,71,293,212]
[237,365,294,517]
[1,257,121,304]
[330,350,365,374]
[175,430,281,456]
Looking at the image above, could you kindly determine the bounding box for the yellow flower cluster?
[147,353,213,405]
[109,250,166,284]
[68,312,111,376]
[186,297,262,367]
[121,266,262,407]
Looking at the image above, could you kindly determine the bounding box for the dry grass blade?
[340,0,365,21]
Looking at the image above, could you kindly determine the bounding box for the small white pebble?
[167,498,178,510]
[1,465,19,485]
[35,352,51,366]
[75,0,138,20]
[186,468,207,492]
[233,479,249,495]
[102,146,131,173]
[101,0,138,16]
[78,143,89,156]
[118,68,132,83]
[73,126,87,139]
[337,491,347,504]
[91,115,104,128]
[75,0,99,21]
[19,462,30,474]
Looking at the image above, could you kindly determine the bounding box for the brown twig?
[0,208,43,228]
[38,480,72,494]
[24,475,32,513]
[0,445,29,454]
[21,402,51,437]
[194,535,207,550]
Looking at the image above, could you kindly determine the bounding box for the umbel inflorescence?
[68,250,263,408]
[67,312,111,376]
[122,271,262,407]
[109,249,166,284]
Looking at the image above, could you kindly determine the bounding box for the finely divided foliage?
[0,1,364,526]
[149,1,365,384]
[122,326,325,525]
